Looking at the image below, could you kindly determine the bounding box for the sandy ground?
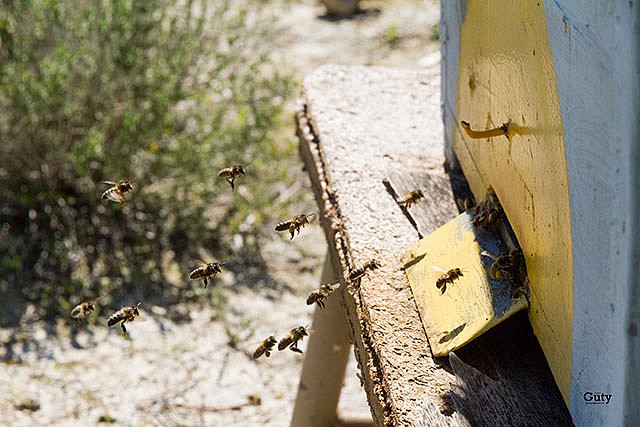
[0,1,439,425]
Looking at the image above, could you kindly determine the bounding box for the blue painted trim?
[624,5,640,426]
[543,1,638,425]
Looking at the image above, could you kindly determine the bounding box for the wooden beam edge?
[295,99,394,426]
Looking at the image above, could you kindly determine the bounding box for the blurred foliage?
[430,22,440,41]
[383,23,399,46]
[0,0,296,320]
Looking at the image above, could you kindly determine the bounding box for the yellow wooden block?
[401,211,528,356]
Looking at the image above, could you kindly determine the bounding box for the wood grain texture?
[541,2,640,425]
[296,64,572,426]
[447,1,575,400]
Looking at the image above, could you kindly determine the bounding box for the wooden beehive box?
[440,1,639,425]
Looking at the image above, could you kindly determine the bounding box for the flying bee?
[70,301,96,322]
[275,213,315,240]
[306,283,341,309]
[398,190,424,209]
[107,303,141,335]
[253,335,278,359]
[278,326,309,354]
[433,267,464,294]
[101,180,134,204]
[189,260,225,289]
[218,164,246,190]
[349,259,381,282]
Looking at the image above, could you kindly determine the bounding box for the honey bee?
[472,189,504,231]
[275,213,315,240]
[349,259,381,281]
[189,260,224,288]
[107,303,141,334]
[278,326,308,354]
[101,180,134,204]
[253,335,278,359]
[398,190,424,209]
[70,301,96,322]
[218,164,246,190]
[481,249,526,282]
[434,267,464,294]
[306,283,341,309]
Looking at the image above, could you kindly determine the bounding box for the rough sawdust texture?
[297,64,461,426]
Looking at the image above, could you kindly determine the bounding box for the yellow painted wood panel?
[453,1,573,402]
[401,211,529,356]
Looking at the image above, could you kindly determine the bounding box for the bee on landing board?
[433,267,464,294]
[253,335,278,359]
[71,301,96,322]
[349,259,381,282]
[189,260,224,289]
[278,326,308,354]
[306,283,341,309]
[398,190,424,209]
[218,165,246,190]
[275,213,315,240]
[107,303,141,335]
[101,180,134,204]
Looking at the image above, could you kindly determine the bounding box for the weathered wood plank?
[296,64,572,426]
[450,312,573,427]
[297,65,462,426]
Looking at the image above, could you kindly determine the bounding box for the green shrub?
[0,0,294,320]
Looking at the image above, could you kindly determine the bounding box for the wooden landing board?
[400,211,529,356]
[297,64,572,426]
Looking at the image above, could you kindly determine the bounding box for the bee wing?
[480,250,498,260]
[432,266,446,273]
[456,198,469,211]
[319,283,341,293]
[102,190,125,203]
[101,181,117,186]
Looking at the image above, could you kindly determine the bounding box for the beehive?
[441,1,639,425]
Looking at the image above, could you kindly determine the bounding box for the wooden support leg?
[291,255,352,427]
